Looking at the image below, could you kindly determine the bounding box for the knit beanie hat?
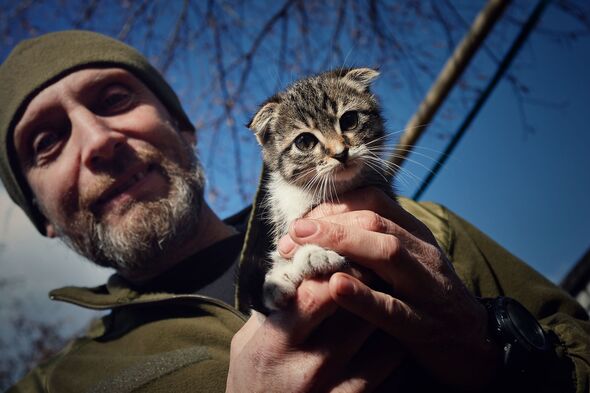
[0,30,195,235]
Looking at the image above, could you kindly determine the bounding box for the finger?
[285,218,432,289]
[277,234,298,257]
[329,330,406,393]
[279,210,402,258]
[305,187,428,238]
[268,278,339,345]
[305,187,394,219]
[329,273,420,339]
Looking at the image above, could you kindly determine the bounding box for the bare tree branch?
[117,0,150,42]
[73,0,99,29]
[160,0,190,74]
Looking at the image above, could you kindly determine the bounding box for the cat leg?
[263,250,299,311]
[263,245,347,311]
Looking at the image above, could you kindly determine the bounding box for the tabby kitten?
[248,67,393,311]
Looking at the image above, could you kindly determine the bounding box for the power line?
[412,0,551,200]
[388,0,511,172]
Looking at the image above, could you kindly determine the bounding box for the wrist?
[478,297,551,390]
[458,300,504,390]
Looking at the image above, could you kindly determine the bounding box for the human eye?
[31,129,64,165]
[98,84,135,115]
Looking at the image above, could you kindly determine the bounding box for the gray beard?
[56,157,205,275]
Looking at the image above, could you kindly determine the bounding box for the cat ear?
[341,68,380,90]
[248,101,278,145]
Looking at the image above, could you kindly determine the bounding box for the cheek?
[27,165,76,225]
[110,100,176,149]
[123,107,188,155]
[279,150,321,181]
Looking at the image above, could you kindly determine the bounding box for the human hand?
[277,188,500,390]
[226,278,404,393]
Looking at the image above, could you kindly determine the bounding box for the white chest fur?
[263,173,347,310]
[266,173,316,237]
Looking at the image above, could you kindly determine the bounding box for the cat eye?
[339,111,358,131]
[294,133,318,151]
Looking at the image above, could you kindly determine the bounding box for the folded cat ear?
[248,101,278,145]
[341,67,380,91]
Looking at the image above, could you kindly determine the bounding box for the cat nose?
[332,148,349,163]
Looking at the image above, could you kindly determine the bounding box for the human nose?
[72,109,126,169]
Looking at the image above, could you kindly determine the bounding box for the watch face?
[506,299,547,350]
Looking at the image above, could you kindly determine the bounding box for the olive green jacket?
[9,197,590,392]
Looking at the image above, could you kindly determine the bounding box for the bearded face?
[14,68,206,276]
[53,142,205,274]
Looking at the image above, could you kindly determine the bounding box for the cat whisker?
[294,167,323,190]
[362,155,401,181]
[385,153,440,177]
[386,122,433,137]
[372,155,422,186]
[367,142,446,155]
[362,155,421,186]
[367,146,441,164]
[301,172,322,198]
[362,159,393,185]
[363,160,413,188]
[364,135,394,148]
[393,144,446,155]
[387,145,447,159]
[329,174,340,206]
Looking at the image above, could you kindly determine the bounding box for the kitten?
[248,67,394,311]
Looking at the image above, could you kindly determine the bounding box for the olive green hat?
[0,30,195,235]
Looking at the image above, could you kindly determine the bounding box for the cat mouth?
[329,160,362,183]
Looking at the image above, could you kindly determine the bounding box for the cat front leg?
[263,250,299,310]
[263,245,347,311]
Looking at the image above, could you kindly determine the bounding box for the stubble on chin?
[55,146,205,275]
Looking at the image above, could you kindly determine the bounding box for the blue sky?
[0,1,589,375]
[397,5,590,282]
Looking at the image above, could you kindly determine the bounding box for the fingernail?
[335,276,356,296]
[293,219,318,238]
[278,236,296,255]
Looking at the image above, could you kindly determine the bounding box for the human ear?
[45,223,57,238]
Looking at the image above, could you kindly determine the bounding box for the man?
[1,30,588,392]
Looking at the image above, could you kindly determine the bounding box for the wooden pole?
[388,0,511,171]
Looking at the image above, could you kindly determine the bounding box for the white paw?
[263,254,298,311]
[262,246,347,311]
[263,268,297,311]
[292,244,347,277]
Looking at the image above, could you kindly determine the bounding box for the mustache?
[75,146,167,214]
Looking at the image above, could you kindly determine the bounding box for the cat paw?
[263,269,297,311]
[262,246,346,311]
[293,244,347,276]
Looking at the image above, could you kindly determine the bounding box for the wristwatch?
[480,296,551,379]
